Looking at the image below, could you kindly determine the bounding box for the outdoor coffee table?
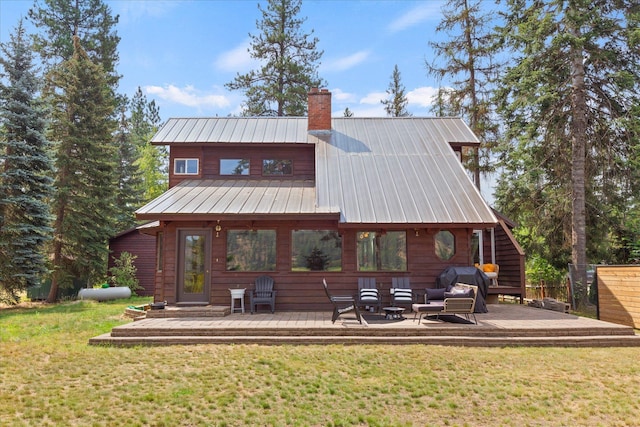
[382,306,405,320]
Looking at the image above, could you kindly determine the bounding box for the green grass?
[1,299,639,426]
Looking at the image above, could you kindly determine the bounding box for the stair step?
[90,333,640,347]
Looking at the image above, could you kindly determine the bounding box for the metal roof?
[140,117,496,226]
[136,179,338,219]
[152,117,310,144]
[314,118,495,225]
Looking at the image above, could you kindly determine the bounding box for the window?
[174,158,198,175]
[226,230,276,271]
[220,158,249,175]
[435,230,455,261]
[291,230,342,271]
[263,159,292,175]
[356,231,407,271]
[156,232,163,272]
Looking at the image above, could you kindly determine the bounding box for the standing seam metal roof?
[139,117,496,226]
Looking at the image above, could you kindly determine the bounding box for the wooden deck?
[90,304,640,347]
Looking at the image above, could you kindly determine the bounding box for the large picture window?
[226,230,276,271]
[291,230,342,271]
[220,158,249,175]
[357,231,407,271]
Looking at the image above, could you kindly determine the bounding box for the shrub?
[108,252,143,295]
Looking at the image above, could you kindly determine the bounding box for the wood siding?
[156,219,475,311]
[597,265,640,328]
[108,231,156,296]
[169,145,315,187]
[482,219,526,300]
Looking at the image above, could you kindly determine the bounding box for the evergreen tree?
[113,105,143,232]
[381,65,411,117]
[225,0,326,116]
[427,0,502,189]
[494,0,640,307]
[45,36,118,302]
[28,0,120,87]
[0,20,54,303]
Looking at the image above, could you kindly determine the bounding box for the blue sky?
[1,0,452,120]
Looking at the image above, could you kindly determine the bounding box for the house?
[136,88,524,309]
[108,226,156,296]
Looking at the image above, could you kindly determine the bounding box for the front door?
[177,229,211,303]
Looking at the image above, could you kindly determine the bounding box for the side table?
[229,288,246,314]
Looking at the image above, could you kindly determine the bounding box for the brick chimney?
[308,88,331,131]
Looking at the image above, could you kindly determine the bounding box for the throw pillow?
[425,288,446,301]
[360,288,379,301]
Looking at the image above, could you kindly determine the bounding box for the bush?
[108,252,143,295]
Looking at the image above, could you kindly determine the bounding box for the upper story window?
[220,159,249,175]
[174,158,199,175]
[263,159,292,176]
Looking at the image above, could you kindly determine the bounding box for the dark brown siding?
[482,219,526,300]
[108,230,156,296]
[157,220,475,311]
[169,145,315,187]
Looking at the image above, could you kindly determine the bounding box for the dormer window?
[263,159,292,176]
[174,158,199,175]
[220,159,249,175]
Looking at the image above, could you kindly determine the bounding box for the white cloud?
[330,88,357,103]
[215,39,254,73]
[407,86,439,108]
[387,2,444,33]
[144,84,230,110]
[360,91,387,105]
[323,50,371,72]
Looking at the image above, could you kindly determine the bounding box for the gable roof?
[138,117,496,227]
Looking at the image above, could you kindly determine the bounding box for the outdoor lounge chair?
[323,278,362,324]
[391,277,415,308]
[412,283,478,324]
[357,277,382,313]
[249,275,276,314]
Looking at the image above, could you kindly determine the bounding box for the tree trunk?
[569,21,589,309]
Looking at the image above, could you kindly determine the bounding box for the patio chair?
[391,277,415,308]
[322,278,362,324]
[249,275,276,314]
[357,277,382,313]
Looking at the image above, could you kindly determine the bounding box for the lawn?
[1,298,639,426]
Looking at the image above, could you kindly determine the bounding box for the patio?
[90,303,640,347]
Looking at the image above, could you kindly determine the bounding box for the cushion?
[482,263,496,272]
[359,288,379,301]
[392,289,413,301]
[425,288,446,301]
[444,287,474,299]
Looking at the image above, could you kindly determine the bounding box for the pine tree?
[45,37,118,302]
[28,0,120,88]
[381,65,411,117]
[225,0,326,116]
[0,20,54,303]
[427,0,502,190]
[113,105,143,232]
[495,0,640,307]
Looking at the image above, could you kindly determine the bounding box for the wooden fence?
[525,279,570,302]
[596,265,640,328]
